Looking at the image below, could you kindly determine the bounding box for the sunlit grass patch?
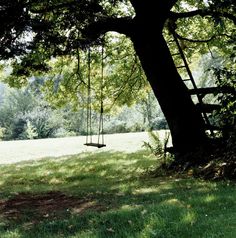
[0,150,235,238]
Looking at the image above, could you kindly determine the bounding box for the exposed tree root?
[168,139,236,180]
[149,137,236,181]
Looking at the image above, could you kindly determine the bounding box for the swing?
[84,46,106,148]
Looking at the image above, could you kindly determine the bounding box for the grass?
[0,150,235,238]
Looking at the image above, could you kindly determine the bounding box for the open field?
[0,130,171,164]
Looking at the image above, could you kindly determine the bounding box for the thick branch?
[170,9,236,24]
[130,0,178,17]
[84,17,133,41]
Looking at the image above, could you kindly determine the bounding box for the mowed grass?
[0,150,235,238]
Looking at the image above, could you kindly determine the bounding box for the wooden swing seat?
[84,143,106,148]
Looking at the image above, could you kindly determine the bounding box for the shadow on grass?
[0,150,235,238]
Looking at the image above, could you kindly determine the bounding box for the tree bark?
[130,28,207,152]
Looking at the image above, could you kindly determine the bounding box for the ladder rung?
[183,78,191,82]
[204,125,222,131]
[176,65,186,69]
[189,86,235,96]
[172,53,181,56]
[196,103,221,113]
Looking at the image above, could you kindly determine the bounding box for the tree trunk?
[130,31,207,152]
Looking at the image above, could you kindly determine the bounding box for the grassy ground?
[0,150,235,238]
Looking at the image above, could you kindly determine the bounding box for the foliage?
[212,67,236,130]
[53,128,77,138]
[211,65,236,156]
[0,86,64,140]
[22,120,38,139]
[143,131,164,156]
[0,151,235,237]
[191,51,235,133]
[12,118,27,140]
[0,82,166,140]
[14,119,39,140]
[23,106,63,139]
[143,130,172,168]
[196,48,236,142]
[28,34,149,111]
[0,126,6,140]
[0,88,37,139]
[136,92,168,130]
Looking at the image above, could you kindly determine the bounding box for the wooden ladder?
[170,31,220,136]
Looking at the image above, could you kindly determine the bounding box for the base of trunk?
[131,33,207,154]
[166,138,236,180]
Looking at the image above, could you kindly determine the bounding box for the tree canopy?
[1,0,235,75]
[0,0,235,152]
[1,0,235,106]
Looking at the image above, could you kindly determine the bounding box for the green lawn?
[0,151,235,238]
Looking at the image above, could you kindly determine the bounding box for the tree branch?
[84,17,133,42]
[130,0,178,16]
[175,32,234,43]
[175,32,215,43]
[170,9,236,24]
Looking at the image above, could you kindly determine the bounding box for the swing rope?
[97,44,104,145]
[86,47,92,144]
[85,45,106,148]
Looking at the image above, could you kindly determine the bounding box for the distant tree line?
[0,81,167,141]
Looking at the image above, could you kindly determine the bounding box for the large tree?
[0,0,235,153]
